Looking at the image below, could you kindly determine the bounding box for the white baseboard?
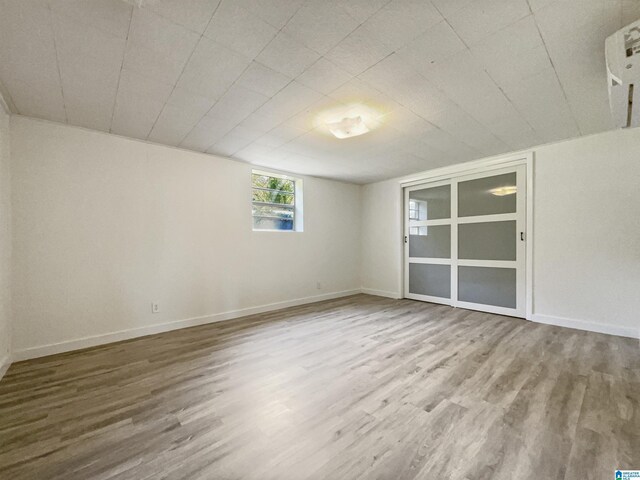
[532,313,639,340]
[361,288,401,299]
[0,353,11,382]
[12,289,362,362]
[14,292,636,363]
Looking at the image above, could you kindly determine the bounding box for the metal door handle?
[520,232,525,241]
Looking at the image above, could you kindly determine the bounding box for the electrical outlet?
[151,303,160,313]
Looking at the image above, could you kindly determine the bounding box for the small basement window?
[252,170,303,232]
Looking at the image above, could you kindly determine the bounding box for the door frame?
[399,152,534,320]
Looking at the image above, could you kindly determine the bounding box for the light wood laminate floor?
[0,295,638,479]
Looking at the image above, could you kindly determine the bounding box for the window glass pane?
[409,226,428,236]
[458,266,516,308]
[458,173,516,217]
[253,204,294,231]
[252,204,294,219]
[458,221,516,261]
[409,225,450,258]
[253,217,293,231]
[252,172,297,231]
[408,185,450,220]
[409,264,451,299]
[252,174,294,192]
[252,190,294,205]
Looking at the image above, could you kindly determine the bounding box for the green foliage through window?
[252,173,296,230]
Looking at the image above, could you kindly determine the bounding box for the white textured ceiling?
[0,0,638,183]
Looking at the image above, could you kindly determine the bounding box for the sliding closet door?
[404,180,453,305]
[454,166,526,317]
[404,165,526,317]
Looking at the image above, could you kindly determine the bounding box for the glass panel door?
[404,165,526,318]
[404,181,452,305]
[455,165,525,316]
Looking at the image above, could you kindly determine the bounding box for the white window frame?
[251,169,304,232]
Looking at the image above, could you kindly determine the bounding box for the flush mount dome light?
[316,103,384,138]
[326,116,370,139]
[489,186,517,196]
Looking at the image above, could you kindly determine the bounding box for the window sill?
[252,229,303,233]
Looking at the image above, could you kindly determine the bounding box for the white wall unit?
[10,116,362,359]
[362,128,640,339]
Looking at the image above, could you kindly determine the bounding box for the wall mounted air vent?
[606,19,640,128]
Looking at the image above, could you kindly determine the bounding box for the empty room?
[0,0,638,479]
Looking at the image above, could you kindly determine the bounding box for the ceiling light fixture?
[316,103,384,139]
[326,116,370,139]
[489,186,517,196]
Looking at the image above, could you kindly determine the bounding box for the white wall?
[361,180,402,299]
[0,105,11,373]
[7,115,640,362]
[532,128,640,337]
[10,116,362,359]
[361,127,640,338]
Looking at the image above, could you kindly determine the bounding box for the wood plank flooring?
[0,294,638,479]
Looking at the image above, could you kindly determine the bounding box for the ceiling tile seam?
[145,0,226,141]
[222,86,358,158]
[143,5,208,37]
[192,0,420,154]
[199,73,302,156]
[354,79,478,158]
[289,14,352,57]
[226,88,354,159]
[430,3,470,49]
[48,1,68,124]
[355,58,485,156]
[178,69,287,152]
[251,113,318,155]
[346,21,504,157]
[526,0,583,136]
[373,4,443,53]
[179,69,285,152]
[287,0,395,87]
[428,8,540,148]
[398,78,506,153]
[176,0,312,148]
[482,68,540,143]
[180,0,393,154]
[261,106,454,172]
[108,8,135,134]
[440,55,538,149]
[251,0,305,30]
[342,0,395,26]
[178,64,298,153]
[428,7,555,147]
[51,2,132,41]
[291,0,394,57]
[461,9,534,49]
[183,0,312,152]
[360,44,515,153]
